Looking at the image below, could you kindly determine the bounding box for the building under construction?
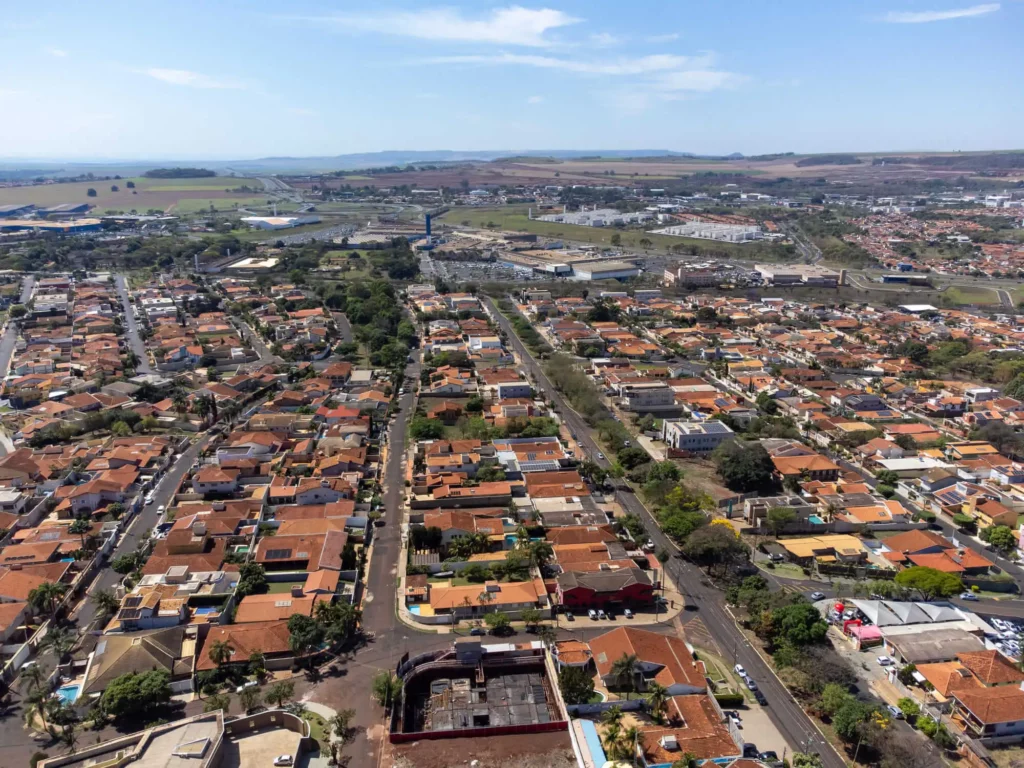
[411,670,556,732]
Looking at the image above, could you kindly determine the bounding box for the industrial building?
[534,207,652,227]
[240,215,321,230]
[653,220,763,243]
[0,218,103,233]
[756,264,842,287]
[571,260,640,281]
[0,204,36,217]
[36,202,92,216]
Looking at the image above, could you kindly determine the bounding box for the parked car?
[743,744,759,758]
[273,756,294,767]
[759,751,781,766]
[597,452,605,460]
[886,704,904,720]
[727,711,742,728]
[565,611,574,622]
[877,656,893,667]
[623,609,634,619]
[810,591,825,601]
[588,609,598,620]
[960,591,979,601]
[236,680,258,693]
[754,690,768,706]
[597,609,607,620]
[470,628,486,636]
[745,678,758,691]
[734,664,746,677]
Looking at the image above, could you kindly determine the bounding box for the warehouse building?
[240,215,321,230]
[653,221,763,243]
[571,260,640,281]
[756,264,841,286]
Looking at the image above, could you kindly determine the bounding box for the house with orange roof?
[637,695,742,765]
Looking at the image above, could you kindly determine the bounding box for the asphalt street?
[483,295,845,768]
[0,276,36,381]
[232,317,282,364]
[114,275,153,374]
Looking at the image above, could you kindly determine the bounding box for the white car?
[157,505,165,513]
[734,664,746,677]
[623,609,634,619]
[959,592,979,601]
[273,757,293,767]
[588,609,598,620]
[876,656,893,667]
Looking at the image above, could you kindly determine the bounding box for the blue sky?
[0,1,1020,159]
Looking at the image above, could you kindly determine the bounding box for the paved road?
[232,318,282,364]
[72,433,214,631]
[484,295,844,767]
[997,288,1015,310]
[0,276,35,380]
[114,275,153,374]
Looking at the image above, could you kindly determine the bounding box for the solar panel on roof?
[264,549,292,560]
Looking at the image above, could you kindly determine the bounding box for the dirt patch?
[676,458,736,507]
[391,731,575,768]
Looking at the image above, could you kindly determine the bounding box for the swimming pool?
[193,607,217,616]
[809,515,825,524]
[56,684,80,705]
[408,604,421,615]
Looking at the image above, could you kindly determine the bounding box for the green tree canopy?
[894,566,963,599]
[558,665,595,705]
[713,442,776,493]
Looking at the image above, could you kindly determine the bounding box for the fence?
[817,563,897,580]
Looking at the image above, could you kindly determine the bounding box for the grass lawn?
[428,575,473,586]
[173,196,267,214]
[266,581,304,594]
[756,561,808,580]
[302,710,329,745]
[441,205,755,256]
[942,285,1000,305]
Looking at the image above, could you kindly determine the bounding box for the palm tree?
[601,705,624,728]
[515,525,530,548]
[527,540,553,569]
[90,589,120,619]
[621,725,641,764]
[68,518,92,551]
[20,663,48,696]
[41,627,76,664]
[192,396,211,425]
[611,653,639,700]
[29,581,68,619]
[646,681,669,724]
[207,639,234,669]
[468,532,490,554]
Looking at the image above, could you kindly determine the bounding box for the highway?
[114,275,153,374]
[483,295,845,768]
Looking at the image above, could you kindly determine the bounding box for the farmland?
[0,175,266,214]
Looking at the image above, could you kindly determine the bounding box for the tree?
[616,446,651,470]
[682,524,746,568]
[68,517,92,551]
[28,581,67,617]
[409,416,444,440]
[371,670,402,710]
[894,566,963,599]
[204,693,231,713]
[263,680,294,709]
[558,665,595,705]
[110,420,132,437]
[602,705,624,728]
[111,552,141,575]
[287,613,325,667]
[610,653,639,699]
[647,681,669,724]
[897,696,920,719]
[483,610,511,633]
[126,180,135,189]
[100,670,171,721]
[9,304,27,319]
[41,627,76,664]
[791,753,824,768]
[235,561,267,598]
[475,464,506,482]
[610,233,622,247]
[875,470,900,486]
[765,602,829,648]
[713,442,776,493]
[818,682,854,716]
[766,507,797,537]
[527,540,554,568]
[893,433,917,451]
[984,524,1016,554]
[208,639,234,669]
[248,651,267,680]
[832,699,874,742]
[520,607,543,632]
[239,685,261,714]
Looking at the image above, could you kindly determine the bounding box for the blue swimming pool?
[408,604,422,615]
[56,684,80,705]
[809,515,825,524]
[194,607,216,615]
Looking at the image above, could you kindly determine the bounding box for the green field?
[441,205,749,254]
[174,197,267,214]
[942,285,1000,305]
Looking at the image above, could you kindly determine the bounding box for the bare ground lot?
[0,176,265,213]
[391,731,575,768]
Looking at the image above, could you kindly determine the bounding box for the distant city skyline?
[0,1,1020,160]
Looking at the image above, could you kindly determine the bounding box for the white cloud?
[646,33,680,43]
[44,47,68,57]
[883,3,999,23]
[654,69,746,93]
[303,6,580,47]
[424,52,714,76]
[141,68,245,89]
[527,95,544,104]
[590,32,621,47]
